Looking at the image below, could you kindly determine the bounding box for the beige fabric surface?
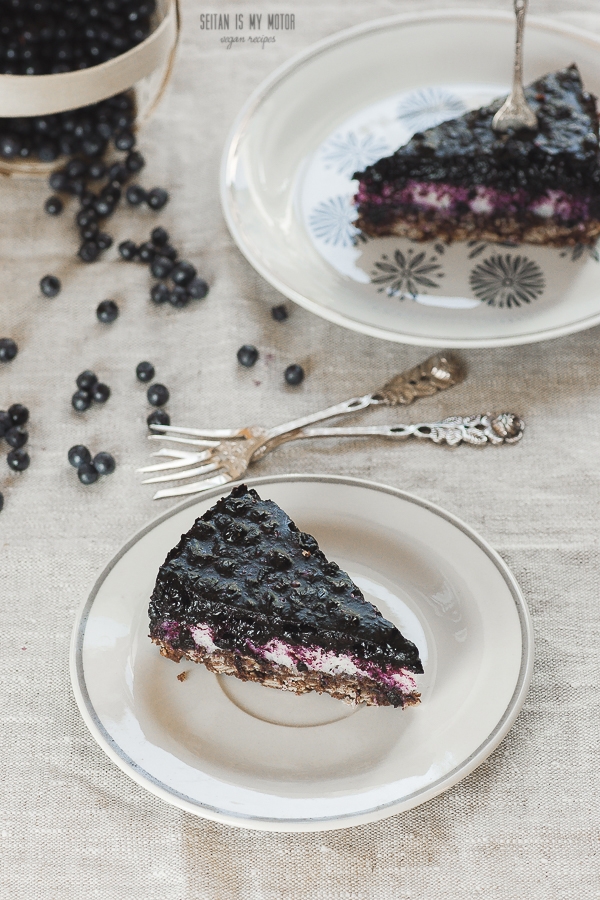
[2,0,600,897]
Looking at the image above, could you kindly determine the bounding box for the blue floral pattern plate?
[221,11,600,347]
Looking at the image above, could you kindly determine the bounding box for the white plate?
[221,11,600,347]
[71,475,533,832]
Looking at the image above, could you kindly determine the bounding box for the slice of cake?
[354,65,600,247]
[149,484,423,708]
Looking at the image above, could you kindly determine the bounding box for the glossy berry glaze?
[354,66,600,245]
[149,485,423,707]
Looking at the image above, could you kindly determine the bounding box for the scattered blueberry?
[78,463,98,485]
[284,364,305,386]
[93,197,114,218]
[150,283,170,305]
[160,244,178,261]
[136,361,155,382]
[96,300,119,324]
[79,241,100,263]
[68,445,91,468]
[187,278,209,300]
[114,131,136,152]
[147,409,170,428]
[88,161,106,180]
[76,370,97,391]
[80,224,99,242]
[0,338,18,363]
[271,304,288,322]
[237,345,259,368]
[96,233,113,251]
[0,411,12,437]
[49,171,69,192]
[93,452,116,476]
[147,383,169,407]
[40,275,61,297]
[147,187,169,210]
[5,427,28,449]
[126,150,145,173]
[151,226,169,246]
[72,390,92,412]
[8,404,28,426]
[7,448,30,472]
[118,240,138,261]
[91,382,111,403]
[126,184,146,206]
[151,255,174,279]
[77,208,97,228]
[169,286,189,308]
[44,196,63,216]
[171,261,197,286]
[138,242,156,264]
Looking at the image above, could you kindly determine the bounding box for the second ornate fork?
[141,411,524,496]
[140,353,465,499]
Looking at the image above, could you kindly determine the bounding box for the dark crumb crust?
[354,66,600,241]
[149,484,423,674]
[355,208,600,246]
[153,636,420,709]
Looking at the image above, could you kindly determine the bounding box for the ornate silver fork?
[140,353,466,499]
[141,412,524,496]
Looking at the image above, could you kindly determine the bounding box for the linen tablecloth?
[2,1,600,896]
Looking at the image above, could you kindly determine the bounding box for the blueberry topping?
[77,209,97,228]
[284,364,305,386]
[40,275,61,297]
[188,278,209,300]
[151,255,174,279]
[160,244,178,261]
[237,345,259,368]
[0,339,18,363]
[150,283,170,305]
[271,304,288,321]
[7,448,30,472]
[147,383,170,407]
[171,261,197,286]
[76,370,97,391]
[91,382,110,403]
[44,196,63,216]
[96,299,119,323]
[78,463,98,485]
[147,409,171,428]
[72,390,92,412]
[150,226,169,246]
[5,427,28,449]
[118,240,138,261]
[93,451,116,475]
[147,187,169,210]
[68,445,91,468]
[126,184,146,206]
[8,404,28,426]
[136,361,155,382]
[88,161,106,181]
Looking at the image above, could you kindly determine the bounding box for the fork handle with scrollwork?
[253,414,524,456]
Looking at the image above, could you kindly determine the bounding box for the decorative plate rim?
[220,10,600,348]
[70,474,534,832]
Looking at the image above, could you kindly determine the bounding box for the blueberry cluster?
[0,338,18,363]
[136,360,171,428]
[40,274,61,297]
[72,370,111,412]
[0,0,155,77]
[1,92,138,164]
[68,445,116,486]
[118,227,209,309]
[0,404,31,472]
